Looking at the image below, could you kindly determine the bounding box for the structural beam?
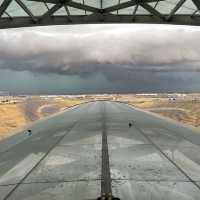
[64,4,72,22]
[82,0,86,15]
[28,0,60,3]
[192,0,200,10]
[44,2,50,10]
[28,0,100,13]
[100,0,103,9]
[4,11,12,18]
[15,0,36,21]
[41,3,63,19]
[1,15,200,29]
[191,9,199,17]
[0,0,200,29]
[132,4,138,21]
[154,0,160,9]
[68,1,99,13]
[166,0,187,21]
[140,2,164,20]
[0,0,12,17]
[103,0,164,13]
[27,0,164,14]
[104,0,137,13]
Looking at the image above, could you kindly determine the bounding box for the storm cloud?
[0,24,200,94]
[0,24,200,77]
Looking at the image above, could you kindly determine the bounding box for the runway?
[0,101,200,199]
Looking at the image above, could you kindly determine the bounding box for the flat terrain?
[0,104,27,140]
[119,95,200,127]
[1,101,200,199]
[0,94,200,140]
[0,96,85,139]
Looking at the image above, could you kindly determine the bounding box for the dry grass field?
[0,94,200,140]
[0,96,85,140]
[0,104,27,140]
[118,95,200,128]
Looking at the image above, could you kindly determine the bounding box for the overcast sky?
[0,24,200,94]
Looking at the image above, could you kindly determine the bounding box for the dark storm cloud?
[0,24,200,80]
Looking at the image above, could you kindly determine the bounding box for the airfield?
[0,94,200,140]
[0,101,200,199]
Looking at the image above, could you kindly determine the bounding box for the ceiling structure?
[0,0,200,29]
